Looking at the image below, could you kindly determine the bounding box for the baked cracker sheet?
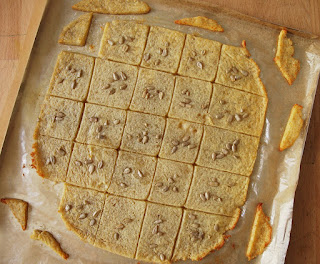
[0,0,320,263]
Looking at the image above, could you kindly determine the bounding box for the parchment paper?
[0,0,320,263]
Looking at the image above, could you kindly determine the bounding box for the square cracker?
[94,194,146,259]
[66,143,117,191]
[148,158,194,207]
[172,209,239,261]
[141,26,185,73]
[196,126,260,176]
[108,150,157,200]
[99,20,149,66]
[168,76,212,124]
[185,166,249,216]
[31,135,73,182]
[129,68,175,116]
[87,58,138,110]
[58,184,106,245]
[215,43,267,97]
[159,118,203,164]
[48,51,95,102]
[135,203,182,263]
[121,111,166,156]
[76,103,126,149]
[206,84,268,137]
[36,96,83,141]
[178,34,222,81]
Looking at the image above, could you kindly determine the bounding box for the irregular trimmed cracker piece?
[279,104,304,151]
[76,103,126,149]
[168,76,212,124]
[172,209,240,261]
[246,203,272,261]
[72,0,150,15]
[178,34,222,82]
[185,166,249,216]
[99,20,149,65]
[141,26,186,73]
[135,203,182,263]
[215,41,267,97]
[58,12,93,46]
[35,96,84,141]
[207,84,268,137]
[121,111,166,156]
[30,229,69,260]
[108,151,157,200]
[196,126,260,176]
[274,29,300,85]
[66,143,117,191]
[159,118,203,164]
[148,158,194,207]
[48,51,95,102]
[1,198,28,231]
[58,184,105,245]
[95,195,146,259]
[31,135,73,182]
[175,16,224,32]
[87,58,138,109]
[129,68,175,116]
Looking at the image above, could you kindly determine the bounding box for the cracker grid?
[35,21,268,263]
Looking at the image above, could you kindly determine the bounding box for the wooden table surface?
[1,0,319,263]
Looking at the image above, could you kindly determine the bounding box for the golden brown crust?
[31,229,69,259]
[274,29,300,85]
[246,203,272,261]
[195,237,226,261]
[175,16,224,32]
[31,140,46,179]
[279,104,304,151]
[30,128,43,174]
[1,198,28,230]
[31,134,73,182]
[33,121,40,140]
[230,208,241,229]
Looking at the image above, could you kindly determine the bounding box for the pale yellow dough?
[58,12,93,46]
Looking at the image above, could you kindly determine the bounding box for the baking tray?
[1,0,320,263]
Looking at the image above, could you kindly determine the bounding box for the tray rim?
[1,3,319,263]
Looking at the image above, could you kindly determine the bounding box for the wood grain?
[0,0,319,263]
[202,0,320,36]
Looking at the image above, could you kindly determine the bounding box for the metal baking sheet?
[1,0,320,263]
